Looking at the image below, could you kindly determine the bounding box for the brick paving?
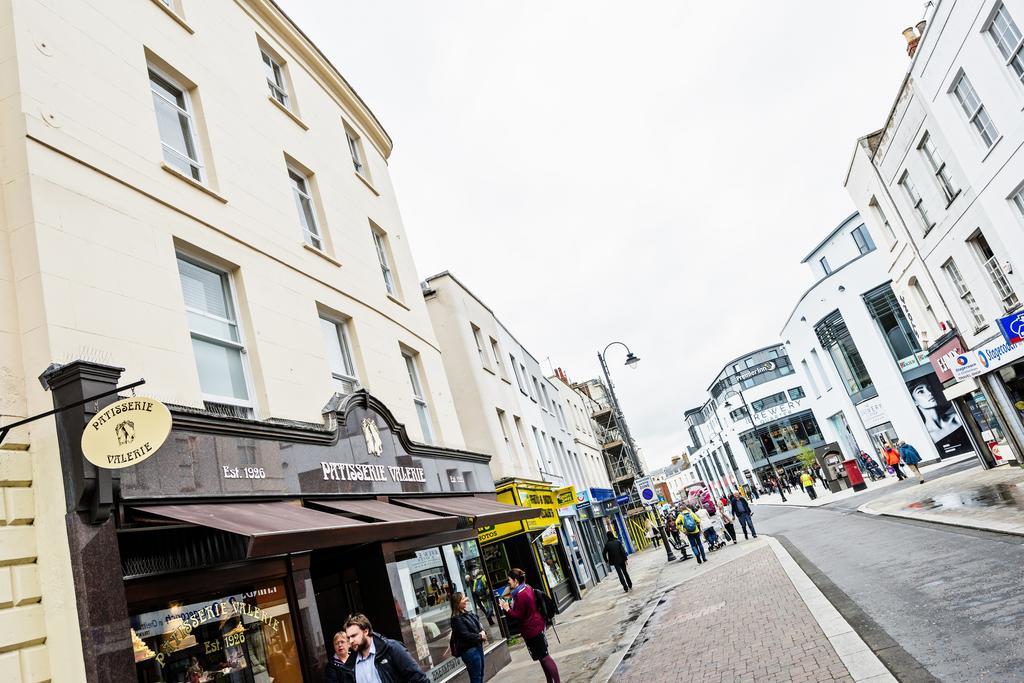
[615,546,854,683]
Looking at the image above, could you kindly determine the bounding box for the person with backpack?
[665,514,681,547]
[602,530,632,592]
[499,568,560,683]
[465,562,495,626]
[729,492,756,539]
[676,505,707,564]
[449,591,487,683]
[898,439,925,484]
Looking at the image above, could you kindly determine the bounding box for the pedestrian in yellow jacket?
[800,471,817,500]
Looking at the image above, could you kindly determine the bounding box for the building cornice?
[243,0,393,159]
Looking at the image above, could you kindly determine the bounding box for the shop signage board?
[476,489,525,543]
[928,334,967,383]
[751,399,802,425]
[952,336,1024,381]
[737,360,776,381]
[554,485,577,508]
[997,311,1024,345]
[116,403,494,500]
[81,397,172,469]
[855,397,890,428]
[518,484,559,532]
[634,477,656,506]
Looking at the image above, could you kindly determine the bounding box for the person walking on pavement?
[717,499,738,544]
[885,444,907,480]
[499,568,560,683]
[450,592,487,683]
[729,492,757,539]
[602,530,632,592]
[898,440,925,484]
[345,613,429,683]
[800,470,817,500]
[324,631,352,683]
[677,505,707,564]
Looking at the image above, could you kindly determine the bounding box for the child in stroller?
[703,524,726,551]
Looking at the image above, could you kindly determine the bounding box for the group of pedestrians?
[885,440,925,484]
[672,492,757,565]
[323,566,562,683]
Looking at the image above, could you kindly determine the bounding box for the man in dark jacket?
[602,530,632,592]
[345,613,429,683]
[729,492,757,539]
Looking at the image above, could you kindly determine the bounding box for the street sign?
[634,476,656,506]
[997,311,1024,345]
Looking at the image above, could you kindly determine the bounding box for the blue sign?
[997,311,1024,345]
[590,487,614,502]
[615,494,631,506]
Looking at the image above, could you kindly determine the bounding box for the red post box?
[843,459,867,491]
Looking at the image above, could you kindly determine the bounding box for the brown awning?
[307,498,458,537]
[130,501,449,558]
[396,495,540,527]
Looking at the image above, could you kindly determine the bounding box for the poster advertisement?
[905,371,972,458]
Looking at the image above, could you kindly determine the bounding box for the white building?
[423,271,618,605]
[845,0,1024,468]
[684,344,813,498]
[781,213,972,472]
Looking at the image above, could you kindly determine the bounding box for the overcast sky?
[279,0,927,469]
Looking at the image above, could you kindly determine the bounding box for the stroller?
[703,525,726,552]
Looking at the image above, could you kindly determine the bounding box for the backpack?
[682,512,698,533]
[533,587,559,625]
[472,574,487,595]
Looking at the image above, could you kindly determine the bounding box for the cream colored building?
[0,1,466,680]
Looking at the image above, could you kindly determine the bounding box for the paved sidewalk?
[491,539,766,682]
[615,541,892,683]
[754,453,977,509]
[859,464,1024,535]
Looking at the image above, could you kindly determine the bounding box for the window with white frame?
[819,256,832,275]
[371,228,397,296]
[510,355,527,394]
[489,337,506,379]
[403,352,433,444]
[970,232,1019,310]
[261,49,289,107]
[942,258,987,329]
[919,132,959,203]
[541,384,552,412]
[988,3,1024,84]
[496,409,515,460]
[176,256,251,406]
[530,377,540,402]
[319,316,359,394]
[149,67,203,181]
[869,198,897,243]
[471,324,488,369]
[851,225,875,255]
[899,171,932,230]
[532,427,547,474]
[1010,184,1024,218]
[288,167,323,250]
[513,415,530,457]
[951,73,999,148]
[345,124,366,177]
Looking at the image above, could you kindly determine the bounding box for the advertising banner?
[554,485,577,508]
[905,371,973,458]
[928,334,967,383]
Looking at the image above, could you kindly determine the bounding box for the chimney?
[903,25,921,57]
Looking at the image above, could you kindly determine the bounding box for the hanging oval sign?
[80,397,172,469]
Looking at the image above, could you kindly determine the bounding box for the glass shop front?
[61,389,533,683]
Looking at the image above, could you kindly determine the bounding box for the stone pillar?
[48,361,135,682]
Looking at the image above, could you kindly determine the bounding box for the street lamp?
[597,342,675,562]
[722,387,787,502]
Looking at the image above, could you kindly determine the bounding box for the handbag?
[886,466,895,474]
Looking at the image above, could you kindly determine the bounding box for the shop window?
[863,284,925,371]
[815,311,875,402]
[537,540,567,592]
[129,580,302,683]
[388,541,501,678]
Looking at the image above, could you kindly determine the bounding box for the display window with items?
[387,539,501,678]
[129,580,303,683]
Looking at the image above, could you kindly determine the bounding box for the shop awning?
[395,495,539,527]
[307,498,458,536]
[129,501,450,558]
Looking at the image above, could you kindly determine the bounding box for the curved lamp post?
[722,387,787,502]
[597,342,675,562]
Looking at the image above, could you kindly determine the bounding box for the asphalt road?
[757,463,1024,682]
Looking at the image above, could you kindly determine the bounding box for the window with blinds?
[815,311,874,399]
[176,256,251,406]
